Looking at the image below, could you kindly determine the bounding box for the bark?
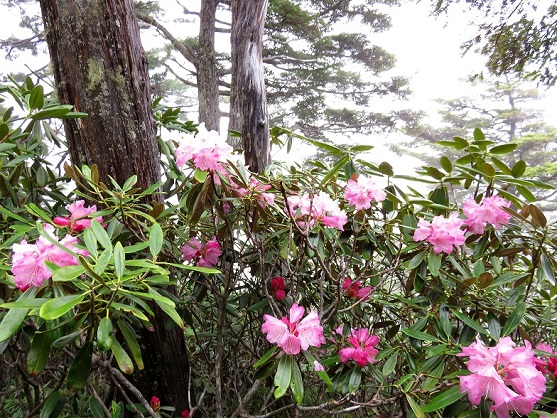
[39,0,160,194]
[229,0,270,172]
[198,0,221,132]
[39,0,191,412]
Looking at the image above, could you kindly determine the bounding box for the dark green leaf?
[0,287,38,342]
[501,302,526,337]
[274,355,292,398]
[97,317,114,352]
[406,395,425,418]
[453,311,488,336]
[489,143,518,154]
[290,359,304,404]
[66,342,93,390]
[511,160,526,178]
[421,386,463,413]
[149,223,164,257]
[117,319,144,370]
[402,328,441,343]
[29,85,44,110]
[110,337,134,374]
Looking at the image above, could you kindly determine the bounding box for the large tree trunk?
[39,0,160,194]
[229,0,270,172]
[39,0,191,413]
[198,0,221,132]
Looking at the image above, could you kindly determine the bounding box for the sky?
[0,0,555,174]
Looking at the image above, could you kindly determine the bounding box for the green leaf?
[149,222,164,257]
[406,395,426,418]
[511,160,527,178]
[453,311,488,336]
[489,143,518,154]
[40,391,66,418]
[113,242,125,279]
[1,298,49,309]
[254,346,278,368]
[348,367,362,392]
[97,317,114,352]
[516,185,536,202]
[117,319,144,370]
[378,161,394,176]
[91,219,111,249]
[89,397,105,418]
[320,154,349,186]
[66,342,93,391]
[408,251,426,270]
[0,287,38,342]
[421,386,463,413]
[402,328,441,343]
[147,290,184,329]
[110,336,134,374]
[274,355,292,398]
[382,352,398,376]
[439,156,452,173]
[428,252,442,277]
[30,104,73,120]
[501,302,526,337]
[473,128,485,141]
[540,253,556,286]
[40,294,85,320]
[290,359,304,404]
[27,329,52,376]
[52,265,86,282]
[29,85,44,110]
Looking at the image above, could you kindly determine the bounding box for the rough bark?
[198,0,221,132]
[39,0,191,412]
[39,0,160,194]
[229,0,270,172]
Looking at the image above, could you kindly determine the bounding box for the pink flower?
[181,237,222,268]
[11,224,88,291]
[463,195,512,234]
[230,178,275,208]
[53,200,102,233]
[286,192,347,230]
[413,212,465,254]
[181,411,190,418]
[457,337,546,418]
[534,343,557,376]
[344,176,386,210]
[270,277,286,300]
[342,278,371,300]
[338,328,379,367]
[261,303,325,355]
[314,360,324,372]
[150,396,160,412]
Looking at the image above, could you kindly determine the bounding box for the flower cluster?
[342,278,371,300]
[413,212,466,254]
[53,200,102,233]
[261,303,325,355]
[11,224,88,291]
[230,177,275,208]
[175,123,233,174]
[458,337,546,418]
[344,175,386,210]
[180,237,222,268]
[270,277,286,301]
[463,195,512,234]
[338,328,379,367]
[413,195,512,254]
[286,191,347,230]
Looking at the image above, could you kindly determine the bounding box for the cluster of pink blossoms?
[175,124,233,174]
[534,343,557,377]
[180,237,222,268]
[344,175,386,210]
[231,177,275,208]
[463,195,512,234]
[413,194,511,254]
[458,337,546,418]
[261,303,325,355]
[338,328,380,367]
[342,278,371,300]
[53,200,102,233]
[286,191,347,230]
[270,277,286,301]
[11,224,88,291]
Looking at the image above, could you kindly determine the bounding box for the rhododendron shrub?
[1,114,557,417]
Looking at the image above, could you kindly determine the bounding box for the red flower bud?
[150,396,160,412]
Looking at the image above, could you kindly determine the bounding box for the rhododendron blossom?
[53,200,102,232]
[150,396,160,412]
[342,278,371,300]
[286,191,347,230]
[181,237,222,268]
[534,343,557,376]
[261,303,325,355]
[458,337,546,418]
[230,177,275,208]
[11,224,88,291]
[344,175,386,210]
[338,328,379,367]
[175,123,232,174]
[463,195,512,234]
[270,276,286,300]
[413,212,466,254]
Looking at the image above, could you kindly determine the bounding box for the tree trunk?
[198,0,221,132]
[39,0,160,194]
[39,0,191,413]
[229,0,270,172]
